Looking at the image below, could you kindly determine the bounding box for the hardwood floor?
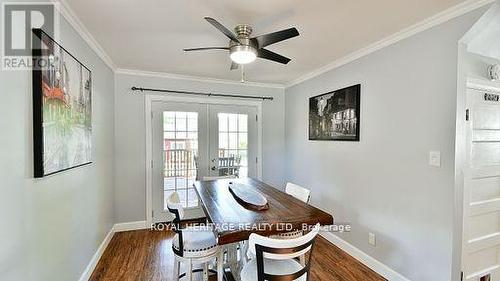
[89,229,386,281]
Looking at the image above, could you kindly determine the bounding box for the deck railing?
[164,149,242,178]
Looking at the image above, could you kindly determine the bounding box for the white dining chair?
[202,175,236,181]
[285,182,311,203]
[240,223,321,281]
[167,192,224,281]
[270,182,311,265]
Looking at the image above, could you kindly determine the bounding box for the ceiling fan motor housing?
[234,24,253,38]
[230,24,257,49]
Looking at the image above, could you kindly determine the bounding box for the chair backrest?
[166,192,186,256]
[202,175,236,181]
[285,182,311,203]
[166,191,184,221]
[248,224,321,281]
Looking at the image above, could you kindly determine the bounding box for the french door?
[208,104,258,178]
[152,101,258,223]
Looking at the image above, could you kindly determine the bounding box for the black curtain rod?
[131,86,273,101]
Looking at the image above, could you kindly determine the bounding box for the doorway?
[147,96,261,223]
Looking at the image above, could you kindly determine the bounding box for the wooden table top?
[194,178,334,245]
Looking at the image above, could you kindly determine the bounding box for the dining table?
[194,177,334,280]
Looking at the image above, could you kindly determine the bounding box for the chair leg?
[240,241,249,263]
[299,254,306,266]
[186,259,193,281]
[217,250,224,281]
[173,256,180,281]
[203,263,209,281]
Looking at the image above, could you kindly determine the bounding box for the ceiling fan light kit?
[184,17,299,70]
[230,44,257,64]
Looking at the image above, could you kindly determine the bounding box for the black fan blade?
[257,48,291,64]
[183,47,229,51]
[204,17,240,43]
[252,27,299,48]
[230,62,239,70]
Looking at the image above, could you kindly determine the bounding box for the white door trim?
[144,94,263,226]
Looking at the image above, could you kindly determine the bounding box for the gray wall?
[114,73,285,223]
[0,2,115,280]
[284,8,485,281]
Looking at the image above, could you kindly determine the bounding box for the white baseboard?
[112,220,149,232]
[78,227,114,281]
[320,232,411,281]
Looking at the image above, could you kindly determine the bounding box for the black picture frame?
[32,29,92,178]
[309,84,360,141]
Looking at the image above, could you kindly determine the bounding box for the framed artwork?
[309,84,360,141]
[32,29,92,177]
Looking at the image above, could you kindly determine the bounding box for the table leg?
[223,270,236,281]
[217,250,224,281]
[227,243,239,280]
[238,241,249,268]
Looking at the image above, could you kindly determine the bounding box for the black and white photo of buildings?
[309,84,360,141]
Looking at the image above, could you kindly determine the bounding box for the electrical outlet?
[369,232,376,246]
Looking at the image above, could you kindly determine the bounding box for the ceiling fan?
[184,17,299,70]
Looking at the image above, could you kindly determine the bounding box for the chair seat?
[240,258,306,281]
[172,226,218,258]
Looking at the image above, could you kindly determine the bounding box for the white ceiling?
[65,0,469,84]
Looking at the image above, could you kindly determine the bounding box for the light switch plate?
[369,232,376,246]
[429,151,441,167]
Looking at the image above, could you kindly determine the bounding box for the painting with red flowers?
[32,29,92,177]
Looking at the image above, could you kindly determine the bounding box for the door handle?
[211,158,217,170]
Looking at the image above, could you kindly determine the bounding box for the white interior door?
[151,101,259,223]
[463,87,500,281]
[208,104,258,179]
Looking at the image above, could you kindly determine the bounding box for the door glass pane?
[238,133,248,149]
[163,111,198,209]
[228,114,238,131]
[228,133,237,149]
[219,113,228,132]
[218,113,248,178]
[164,112,175,131]
[238,115,248,132]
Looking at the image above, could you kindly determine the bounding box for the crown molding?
[51,0,494,88]
[52,0,117,70]
[115,68,286,89]
[285,0,496,88]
